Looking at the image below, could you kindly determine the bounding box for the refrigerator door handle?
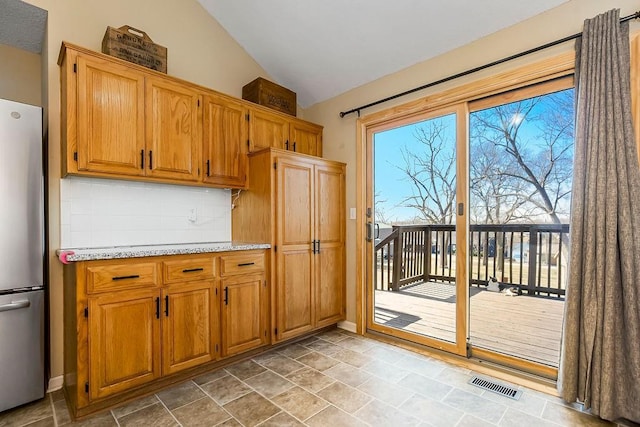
[0,300,30,313]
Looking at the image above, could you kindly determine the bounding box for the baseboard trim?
[47,375,63,392]
[337,320,357,333]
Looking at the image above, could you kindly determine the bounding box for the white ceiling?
[0,0,46,53]
[198,0,568,108]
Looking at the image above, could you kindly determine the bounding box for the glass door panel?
[467,82,574,371]
[366,105,467,355]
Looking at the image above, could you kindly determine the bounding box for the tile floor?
[0,329,622,427]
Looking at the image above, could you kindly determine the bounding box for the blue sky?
[373,88,574,224]
[374,114,456,223]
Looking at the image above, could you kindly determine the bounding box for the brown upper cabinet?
[203,95,248,188]
[145,77,201,181]
[62,47,203,184]
[75,55,146,177]
[59,42,325,189]
[247,107,323,157]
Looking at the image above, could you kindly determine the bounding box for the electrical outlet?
[188,208,197,223]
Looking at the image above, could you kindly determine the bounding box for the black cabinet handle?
[237,262,255,267]
[311,240,316,254]
[164,295,169,317]
[224,287,228,305]
[182,267,204,273]
[293,142,296,152]
[285,140,289,150]
[155,297,160,319]
[316,240,320,253]
[206,160,210,177]
[149,150,153,169]
[140,150,145,169]
[112,275,140,281]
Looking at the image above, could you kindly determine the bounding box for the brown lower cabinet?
[63,250,267,418]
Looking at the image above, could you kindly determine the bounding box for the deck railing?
[374,223,570,297]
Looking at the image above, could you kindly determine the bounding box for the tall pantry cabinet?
[232,149,346,341]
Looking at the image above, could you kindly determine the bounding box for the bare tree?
[470,89,574,273]
[374,191,392,224]
[470,90,573,225]
[397,121,457,225]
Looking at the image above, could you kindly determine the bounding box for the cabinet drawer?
[86,261,159,293]
[163,257,215,284]
[220,252,265,276]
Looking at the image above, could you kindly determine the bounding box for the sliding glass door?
[363,77,573,377]
[365,104,468,356]
[466,78,574,375]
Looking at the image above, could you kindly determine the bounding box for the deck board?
[374,281,564,366]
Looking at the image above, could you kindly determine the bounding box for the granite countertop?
[57,242,270,262]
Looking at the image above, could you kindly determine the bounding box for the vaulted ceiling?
[198,0,569,108]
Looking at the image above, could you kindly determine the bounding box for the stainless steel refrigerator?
[0,99,45,412]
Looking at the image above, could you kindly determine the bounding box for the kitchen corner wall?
[60,177,231,248]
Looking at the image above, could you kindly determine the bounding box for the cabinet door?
[162,281,218,375]
[275,157,315,340]
[146,78,201,181]
[203,95,248,187]
[88,289,160,400]
[315,163,346,326]
[289,120,323,157]
[248,108,289,152]
[76,55,145,176]
[221,274,267,357]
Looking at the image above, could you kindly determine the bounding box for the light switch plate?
[350,207,356,220]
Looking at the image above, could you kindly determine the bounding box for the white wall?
[60,178,230,248]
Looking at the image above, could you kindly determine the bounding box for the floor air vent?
[468,376,522,400]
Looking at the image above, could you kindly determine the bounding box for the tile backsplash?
[60,177,231,248]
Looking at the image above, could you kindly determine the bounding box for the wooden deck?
[374,281,564,367]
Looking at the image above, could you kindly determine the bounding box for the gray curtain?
[559,8,640,423]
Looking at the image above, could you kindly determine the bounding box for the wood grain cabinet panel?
[88,288,161,400]
[145,77,201,181]
[76,55,145,176]
[86,260,159,293]
[289,119,322,157]
[314,163,346,326]
[277,249,314,340]
[248,108,289,152]
[162,281,218,375]
[162,257,215,284]
[221,273,267,357]
[219,252,265,276]
[203,95,248,187]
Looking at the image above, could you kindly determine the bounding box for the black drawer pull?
[112,275,140,281]
[237,262,255,267]
[182,268,204,273]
